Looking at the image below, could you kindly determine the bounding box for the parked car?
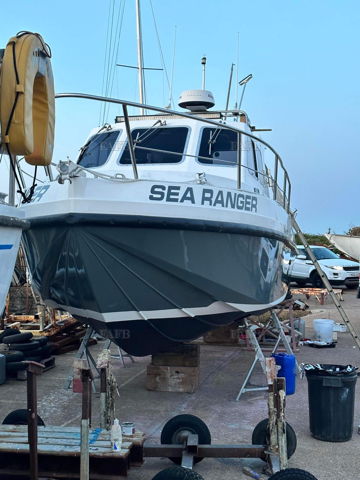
[282,245,360,288]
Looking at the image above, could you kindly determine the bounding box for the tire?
[32,336,48,346]
[269,468,318,480]
[4,332,33,344]
[252,418,297,460]
[0,328,20,342]
[161,414,211,465]
[310,272,323,288]
[6,362,27,373]
[2,350,25,363]
[24,356,43,363]
[3,409,45,426]
[38,345,52,358]
[152,466,205,480]
[23,347,44,358]
[9,341,40,352]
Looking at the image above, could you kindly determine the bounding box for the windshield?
[78,130,120,168]
[120,127,188,164]
[298,247,338,260]
[198,128,238,165]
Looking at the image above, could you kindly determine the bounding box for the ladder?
[291,213,360,350]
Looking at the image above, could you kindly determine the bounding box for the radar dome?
[178,89,215,112]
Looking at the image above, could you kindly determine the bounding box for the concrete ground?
[0,288,359,480]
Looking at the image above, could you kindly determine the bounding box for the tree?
[347,226,360,236]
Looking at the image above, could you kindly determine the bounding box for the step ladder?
[236,311,298,401]
[291,213,360,350]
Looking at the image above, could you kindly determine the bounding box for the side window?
[77,131,120,168]
[198,128,238,165]
[246,138,258,177]
[120,127,188,164]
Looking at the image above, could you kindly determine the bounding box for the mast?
[135,0,145,114]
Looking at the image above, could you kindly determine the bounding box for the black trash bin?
[305,364,358,442]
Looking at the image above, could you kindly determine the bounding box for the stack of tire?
[0,329,53,377]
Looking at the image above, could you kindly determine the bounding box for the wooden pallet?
[0,425,145,479]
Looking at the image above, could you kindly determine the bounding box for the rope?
[149,0,173,107]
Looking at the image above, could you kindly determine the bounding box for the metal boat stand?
[104,339,135,367]
[64,327,100,391]
[236,311,299,401]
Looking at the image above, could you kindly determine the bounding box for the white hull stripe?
[46,295,287,323]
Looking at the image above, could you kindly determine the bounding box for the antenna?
[135,0,145,114]
[235,32,240,109]
[238,73,253,110]
[201,56,207,90]
[225,63,234,114]
[167,25,177,109]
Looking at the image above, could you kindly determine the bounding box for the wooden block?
[203,323,239,344]
[146,365,199,393]
[151,344,199,367]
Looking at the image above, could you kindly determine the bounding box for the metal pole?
[237,132,242,189]
[100,367,107,429]
[27,362,44,480]
[283,176,287,208]
[273,156,279,201]
[8,157,16,206]
[122,105,139,180]
[225,63,234,114]
[201,56,206,90]
[80,363,92,480]
[135,0,145,115]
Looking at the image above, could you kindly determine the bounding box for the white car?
[283,245,360,288]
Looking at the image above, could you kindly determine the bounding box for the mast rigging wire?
[149,0,173,108]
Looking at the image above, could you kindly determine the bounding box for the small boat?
[0,30,294,356]
[325,233,360,262]
[19,91,293,355]
[0,199,28,314]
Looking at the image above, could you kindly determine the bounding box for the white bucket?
[313,318,334,343]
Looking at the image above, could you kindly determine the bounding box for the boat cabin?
[76,109,270,197]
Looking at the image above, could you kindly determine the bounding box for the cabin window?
[77,130,120,168]
[119,127,188,164]
[245,138,258,177]
[198,128,238,165]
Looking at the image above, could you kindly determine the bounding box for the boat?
[0,199,28,315]
[0,30,294,356]
[325,233,360,262]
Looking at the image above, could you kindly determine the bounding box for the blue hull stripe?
[0,244,13,250]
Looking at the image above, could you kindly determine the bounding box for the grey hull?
[23,214,287,355]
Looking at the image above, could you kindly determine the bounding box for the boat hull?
[23,213,287,355]
[0,206,28,314]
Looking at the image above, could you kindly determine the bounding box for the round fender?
[0,31,55,166]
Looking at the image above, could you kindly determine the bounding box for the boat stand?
[236,311,299,401]
[64,327,135,392]
[104,340,135,367]
[64,327,100,391]
[143,356,289,477]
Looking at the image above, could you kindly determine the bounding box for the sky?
[0,0,359,234]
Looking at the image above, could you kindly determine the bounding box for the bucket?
[272,353,296,395]
[122,422,135,436]
[313,319,334,343]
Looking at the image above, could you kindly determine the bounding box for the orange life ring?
[0,32,55,166]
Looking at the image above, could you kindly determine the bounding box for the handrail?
[55,92,291,211]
